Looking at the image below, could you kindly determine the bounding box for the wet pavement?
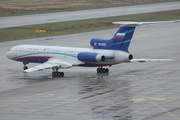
[0,22,180,120]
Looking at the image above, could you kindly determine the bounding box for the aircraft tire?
[23,66,28,70]
[60,72,64,77]
[52,72,64,77]
[52,72,55,77]
[103,68,106,73]
[99,68,103,73]
[58,72,61,77]
[97,68,100,73]
[105,68,109,73]
[97,68,109,73]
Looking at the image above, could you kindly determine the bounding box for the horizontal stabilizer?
[112,21,178,27]
[130,59,173,62]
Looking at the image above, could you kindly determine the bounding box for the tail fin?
[91,21,177,52]
[110,26,135,52]
[90,26,136,52]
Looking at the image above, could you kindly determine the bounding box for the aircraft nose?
[6,51,12,59]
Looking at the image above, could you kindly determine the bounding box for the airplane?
[6,21,176,77]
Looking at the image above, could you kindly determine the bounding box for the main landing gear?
[52,67,64,77]
[97,67,109,73]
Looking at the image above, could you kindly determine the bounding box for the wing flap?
[22,58,72,73]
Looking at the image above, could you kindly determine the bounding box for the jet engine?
[77,52,105,62]
[113,51,133,62]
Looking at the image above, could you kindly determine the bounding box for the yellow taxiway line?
[151,101,180,120]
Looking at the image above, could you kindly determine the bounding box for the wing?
[130,59,173,62]
[22,58,72,73]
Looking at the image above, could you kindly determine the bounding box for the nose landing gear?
[97,67,109,73]
[23,65,28,70]
[23,62,28,70]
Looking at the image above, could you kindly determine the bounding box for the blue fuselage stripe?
[110,39,131,46]
[13,52,77,61]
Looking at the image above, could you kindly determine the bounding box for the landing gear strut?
[97,67,109,73]
[52,67,64,77]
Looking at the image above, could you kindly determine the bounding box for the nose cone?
[6,51,13,59]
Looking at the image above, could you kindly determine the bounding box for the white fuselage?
[6,44,131,67]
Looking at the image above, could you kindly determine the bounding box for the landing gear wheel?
[103,68,106,73]
[60,72,64,77]
[52,70,64,77]
[52,67,64,77]
[105,68,109,73]
[52,72,55,77]
[58,72,61,77]
[23,66,28,70]
[97,67,109,73]
[97,68,100,73]
[55,72,58,76]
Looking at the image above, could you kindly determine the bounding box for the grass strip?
[0,9,180,42]
[0,0,179,17]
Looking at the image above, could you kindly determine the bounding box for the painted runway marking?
[151,101,180,120]
[150,98,166,101]
[128,98,144,101]
[128,97,166,101]
[0,96,179,103]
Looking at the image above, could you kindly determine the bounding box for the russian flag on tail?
[113,33,126,40]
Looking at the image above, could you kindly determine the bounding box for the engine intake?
[129,54,133,60]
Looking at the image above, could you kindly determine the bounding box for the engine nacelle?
[114,51,133,62]
[77,52,105,62]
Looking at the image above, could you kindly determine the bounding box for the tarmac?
[0,22,180,120]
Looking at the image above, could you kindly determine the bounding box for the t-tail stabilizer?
[91,21,177,52]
